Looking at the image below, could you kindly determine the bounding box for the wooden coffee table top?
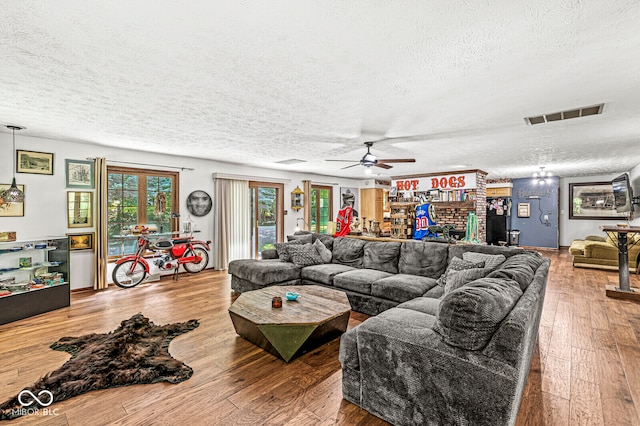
[229,285,350,325]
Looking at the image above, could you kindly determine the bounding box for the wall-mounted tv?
[611,173,634,213]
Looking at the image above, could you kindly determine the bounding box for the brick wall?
[434,206,473,230]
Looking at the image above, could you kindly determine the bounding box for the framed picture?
[517,203,530,218]
[17,150,54,175]
[186,190,212,217]
[569,181,627,220]
[66,159,94,189]
[67,191,93,228]
[0,184,25,217]
[67,232,95,251]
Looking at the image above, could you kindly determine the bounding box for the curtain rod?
[86,158,194,171]
[310,181,339,186]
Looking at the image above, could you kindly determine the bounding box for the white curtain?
[214,178,250,269]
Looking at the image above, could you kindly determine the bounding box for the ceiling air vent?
[525,103,604,125]
[276,158,307,165]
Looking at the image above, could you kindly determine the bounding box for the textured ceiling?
[1,1,639,180]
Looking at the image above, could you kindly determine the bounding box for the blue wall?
[510,177,559,249]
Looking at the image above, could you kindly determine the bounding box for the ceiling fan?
[325,141,415,171]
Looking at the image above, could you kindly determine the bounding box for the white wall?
[559,172,632,246]
[0,133,363,290]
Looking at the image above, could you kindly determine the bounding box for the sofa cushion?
[437,257,485,288]
[287,233,313,244]
[449,244,525,261]
[332,237,366,268]
[313,238,332,263]
[275,239,305,261]
[398,241,448,278]
[286,243,324,267]
[434,277,523,350]
[396,296,441,316]
[376,307,437,329]
[316,234,334,251]
[334,269,392,295]
[486,253,544,291]
[462,252,506,269]
[424,284,444,299]
[363,242,401,274]
[300,263,355,285]
[371,274,439,303]
[227,259,301,285]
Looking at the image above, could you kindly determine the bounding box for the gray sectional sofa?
[228,233,550,426]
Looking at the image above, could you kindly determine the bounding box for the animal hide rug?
[0,313,199,420]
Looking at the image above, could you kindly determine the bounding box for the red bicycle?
[112,234,211,288]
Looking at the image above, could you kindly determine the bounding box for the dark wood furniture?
[228,285,350,362]
[603,226,640,301]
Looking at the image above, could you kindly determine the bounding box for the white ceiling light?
[532,167,552,185]
[364,166,372,175]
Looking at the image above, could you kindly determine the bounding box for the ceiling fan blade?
[374,163,393,169]
[326,159,360,162]
[377,158,416,163]
[340,163,361,170]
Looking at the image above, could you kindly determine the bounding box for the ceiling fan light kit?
[532,167,553,185]
[325,141,415,171]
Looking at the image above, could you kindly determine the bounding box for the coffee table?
[228,285,351,362]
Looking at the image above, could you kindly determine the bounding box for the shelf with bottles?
[389,202,417,239]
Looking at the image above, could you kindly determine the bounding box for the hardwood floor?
[1,248,639,425]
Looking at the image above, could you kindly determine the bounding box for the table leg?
[617,233,631,292]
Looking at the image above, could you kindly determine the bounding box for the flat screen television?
[611,173,634,213]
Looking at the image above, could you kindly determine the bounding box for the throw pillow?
[313,238,332,263]
[434,277,523,351]
[486,253,544,290]
[275,239,304,262]
[444,267,490,294]
[287,234,313,244]
[286,243,324,267]
[462,252,506,270]
[437,257,485,288]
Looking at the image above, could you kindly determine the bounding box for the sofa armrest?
[262,249,278,259]
[350,315,519,425]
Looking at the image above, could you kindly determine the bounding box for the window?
[107,166,179,257]
[249,181,284,258]
[311,185,332,234]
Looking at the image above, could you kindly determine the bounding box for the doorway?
[311,185,333,234]
[249,182,284,258]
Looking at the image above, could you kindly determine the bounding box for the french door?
[249,182,284,258]
[311,185,333,234]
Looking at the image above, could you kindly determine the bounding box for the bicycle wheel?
[112,260,147,288]
[183,247,209,273]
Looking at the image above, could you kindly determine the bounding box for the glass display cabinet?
[0,236,70,325]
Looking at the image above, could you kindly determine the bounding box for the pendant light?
[0,125,25,203]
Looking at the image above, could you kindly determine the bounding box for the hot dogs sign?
[393,173,477,193]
